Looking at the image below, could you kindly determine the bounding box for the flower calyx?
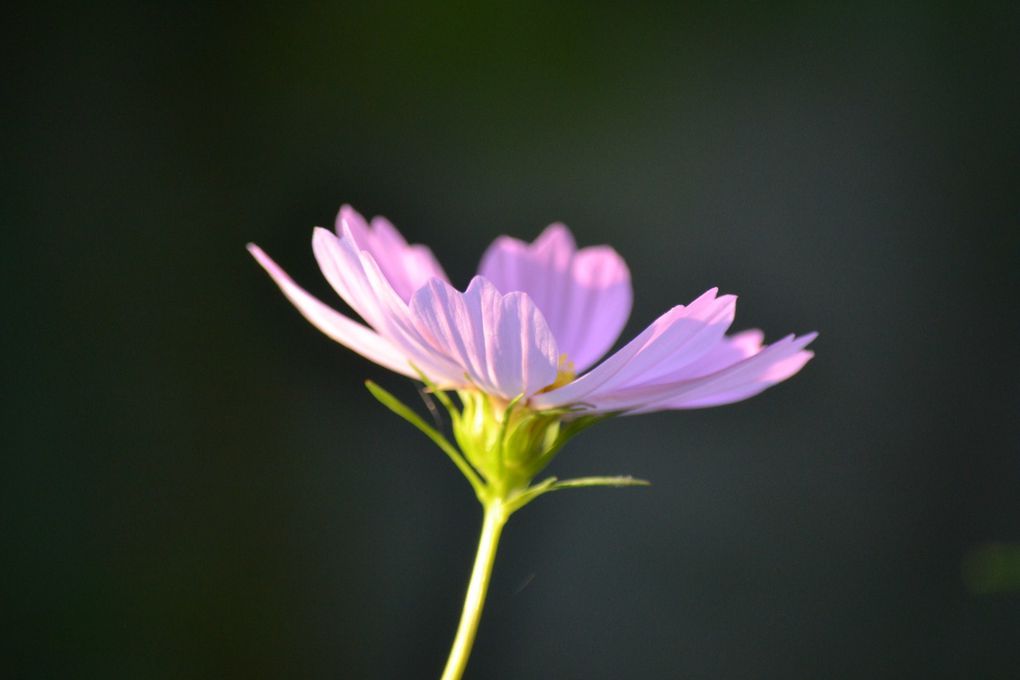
[365,379,646,515]
[450,391,569,496]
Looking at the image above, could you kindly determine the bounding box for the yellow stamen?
[539,354,576,393]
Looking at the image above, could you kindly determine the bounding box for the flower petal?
[336,205,449,302]
[647,329,765,383]
[618,333,817,413]
[531,288,736,409]
[246,243,415,377]
[478,223,631,371]
[312,228,468,387]
[312,227,388,330]
[536,318,815,414]
[410,277,560,399]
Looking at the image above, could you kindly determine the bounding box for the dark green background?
[6,2,1019,678]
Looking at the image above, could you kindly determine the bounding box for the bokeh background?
[6,2,1019,678]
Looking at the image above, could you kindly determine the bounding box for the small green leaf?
[550,476,651,490]
[365,381,486,497]
[503,474,650,515]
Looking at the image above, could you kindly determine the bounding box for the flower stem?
[440,500,507,680]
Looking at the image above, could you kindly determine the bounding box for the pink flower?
[248,205,815,415]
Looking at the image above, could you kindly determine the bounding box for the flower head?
[250,206,815,499]
[249,205,815,415]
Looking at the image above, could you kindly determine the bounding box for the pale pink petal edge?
[247,243,416,378]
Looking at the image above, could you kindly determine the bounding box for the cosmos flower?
[249,204,817,680]
[247,205,815,416]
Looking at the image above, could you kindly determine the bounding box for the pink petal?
[531,288,736,409]
[649,347,815,410]
[536,320,816,413]
[649,329,765,383]
[246,243,416,377]
[312,226,388,330]
[621,333,818,413]
[335,205,449,302]
[478,223,632,372]
[312,228,467,387]
[410,277,560,399]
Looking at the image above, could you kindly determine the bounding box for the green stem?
[440,500,507,680]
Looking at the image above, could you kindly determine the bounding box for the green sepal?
[494,394,525,481]
[504,474,650,514]
[452,391,564,493]
[368,376,643,515]
[365,381,486,499]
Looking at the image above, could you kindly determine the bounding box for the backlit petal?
[317,229,467,387]
[531,288,735,409]
[479,224,631,371]
[312,226,388,329]
[618,333,817,413]
[246,243,415,377]
[336,205,449,301]
[410,277,560,399]
[536,319,815,414]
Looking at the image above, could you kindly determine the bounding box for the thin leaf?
[365,381,486,496]
[503,474,650,516]
[550,476,651,490]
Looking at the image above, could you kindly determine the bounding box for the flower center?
[539,354,576,394]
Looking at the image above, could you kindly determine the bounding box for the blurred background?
[5,2,1019,678]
